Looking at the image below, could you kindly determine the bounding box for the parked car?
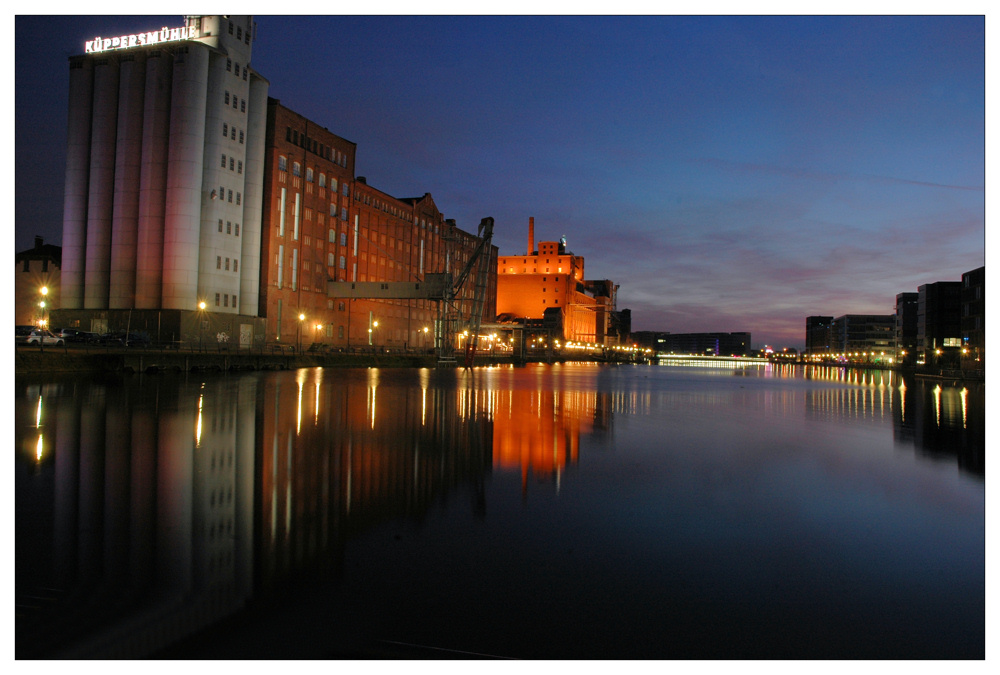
[26,329,65,346]
[98,331,151,347]
[55,328,99,343]
[16,325,35,344]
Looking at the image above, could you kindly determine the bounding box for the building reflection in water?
[792,365,984,477]
[16,374,258,659]
[255,367,495,592]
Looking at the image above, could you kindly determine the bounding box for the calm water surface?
[15,363,984,659]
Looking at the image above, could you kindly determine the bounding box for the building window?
[231,126,236,140]
[215,293,220,306]
[222,122,228,136]
[236,192,241,205]
[292,162,301,177]
[237,160,243,174]
[339,255,346,269]
[243,68,248,81]
[239,130,244,144]
[342,183,349,196]
[341,207,347,221]
[227,189,233,202]
[216,256,221,269]
[306,167,314,182]
[235,223,240,237]
[234,260,238,273]
[340,232,347,246]
[330,178,337,193]
[232,96,238,110]
[226,221,232,234]
[241,99,245,112]
[228,21,233,34]
[218,219,223,233]
[229,157,235,171]
[225,258,230,271]
[319,173,326,188]
[221,154,227,167]
[226,58,232,71]
[278,156,287,172]
[224,294,229,307]
[233,294,238,306]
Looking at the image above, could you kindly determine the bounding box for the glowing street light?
[298,313,306,352]
[197,300,207,350]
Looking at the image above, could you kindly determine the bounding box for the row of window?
[227,19,251,45]
[284,126,348,166]
[220,154,243,174]
[223,91,246,113]
[219,185,242,205]
[216,256,239,273]
[225,58,249,81]
[215,292,237,307]
[221,123,245,144]
[276,156,349,195]
[217,219,241,236]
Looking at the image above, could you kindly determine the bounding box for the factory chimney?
[528,217,534,255]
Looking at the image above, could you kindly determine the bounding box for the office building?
[805,316,834,357]
[831,314,895,360]
[961,266,984,369]
[917,281,962,366]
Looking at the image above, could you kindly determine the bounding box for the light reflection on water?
[15,364,984,659]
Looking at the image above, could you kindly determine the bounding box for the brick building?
[496,218,617,346]
[259,99,496,351]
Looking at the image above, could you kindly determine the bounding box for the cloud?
[688,157,984,192]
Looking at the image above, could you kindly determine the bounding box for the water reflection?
[15,364,984,658]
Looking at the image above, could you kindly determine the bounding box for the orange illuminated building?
[496,218,618,345]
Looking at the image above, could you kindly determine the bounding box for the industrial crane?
[326,217,495,366]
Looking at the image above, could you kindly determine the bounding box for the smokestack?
[528,217,534,255]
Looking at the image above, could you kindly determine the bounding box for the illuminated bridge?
[656,354,770,368]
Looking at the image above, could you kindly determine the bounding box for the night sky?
[14,13,985,348]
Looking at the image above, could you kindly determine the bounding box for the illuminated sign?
[84,25,199,54]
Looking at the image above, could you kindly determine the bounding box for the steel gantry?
[326,217,495,366]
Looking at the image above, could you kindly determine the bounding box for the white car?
[26,329,65,346]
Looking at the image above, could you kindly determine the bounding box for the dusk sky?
[14,11,985,348]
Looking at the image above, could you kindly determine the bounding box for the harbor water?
[15,362,984,659]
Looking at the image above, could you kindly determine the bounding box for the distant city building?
[917,281,962,366]
[805,316,834,357]
[53,15,269,343]
[631,331,750,356]
[496,218,618,346]
[894,293,919,366]
[832,314,895,361]
[15,237,61,327]
[961,266,984,370]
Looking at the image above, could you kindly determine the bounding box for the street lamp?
[298,313,305,352]
[38,286,49,327]
[198,301,207,351]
